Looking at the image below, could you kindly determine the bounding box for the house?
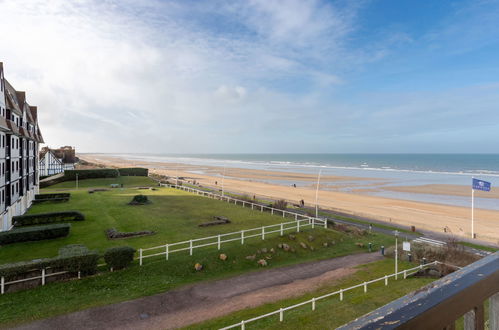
[39,146,77,176]
[0,62,44,231]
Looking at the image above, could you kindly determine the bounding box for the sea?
[108,153,499,211]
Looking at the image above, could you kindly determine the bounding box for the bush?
[103,246,136,270]
[13,211,85,227]
[129,195,150,205]
[118,168,148,176]
[0,224,71,244]
[0,244,98,278]
[272,199,288,210]
[58,245,99,275]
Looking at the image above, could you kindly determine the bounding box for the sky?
[0,0,498,154]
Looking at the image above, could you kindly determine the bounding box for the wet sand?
[79,154,499,244]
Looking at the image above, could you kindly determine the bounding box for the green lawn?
[43,176,156,190]
[185,259,435,329]
[0,176,395,327]
[458,241,498,253]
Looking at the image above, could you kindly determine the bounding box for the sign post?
[471,178,491,239]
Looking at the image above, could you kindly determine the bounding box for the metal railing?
[339,251,499,329]
[220,261,439,330]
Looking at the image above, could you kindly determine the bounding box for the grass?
[458,241,498,253]
[185,259,435,329]
[0,176,395,327]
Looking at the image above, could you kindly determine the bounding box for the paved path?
[16,253,382,330]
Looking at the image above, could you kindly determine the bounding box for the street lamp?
[315,169,322,218]
[221,164,226,197]
[394,230,399,279]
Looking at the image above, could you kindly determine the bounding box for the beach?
[80,154,499,244]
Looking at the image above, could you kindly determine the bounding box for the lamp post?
[394,230,399,280]
[315,169,322,218]
[221,164,226,197]
[175,166,179,186]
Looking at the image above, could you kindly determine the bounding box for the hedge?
[35,193,71,200]
[103,246,136,270]
[0,244,99,278]
[13,211,85,227]
[64,169,119,180]
[0,224,71,244]
[118,167,148,176]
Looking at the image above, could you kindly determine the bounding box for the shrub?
[272,199,288,210]
[13,211,85,227]
[0,244,98,278]
[0,223,71,244]
[118,168,148,176]
[129,195,150,205]
[103,246,136,270]
[105,228,155,239]
[57,244,99,275]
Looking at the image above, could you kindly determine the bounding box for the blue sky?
[0,0,498,153]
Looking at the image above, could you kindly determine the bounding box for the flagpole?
[471,178,474,239]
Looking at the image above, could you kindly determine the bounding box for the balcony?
[339,251,499,329]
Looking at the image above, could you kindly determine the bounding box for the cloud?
[0,0,498,153]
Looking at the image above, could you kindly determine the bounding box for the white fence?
[159,183,317,222]
[220,261,440,330]
[1,268,80,295]
[139,218,327,265]
[137,183,328,266]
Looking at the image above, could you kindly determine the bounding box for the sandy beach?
[80,154,499,244]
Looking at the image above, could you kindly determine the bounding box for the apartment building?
[0,62,44,231]
[39,146,76,176]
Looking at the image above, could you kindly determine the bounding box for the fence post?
[261,205,263,212]
[280,223,284,236]
[404,270,407,279]
[324,218,327,229]
[218,235,221,250]
[340,289,344,301]
[166,244,169,260]
[297,220,300,233]
[385,275,388,286]
[78,271,81,279]
[279,308,284,322]
[41,268,45,286]
[312,218,315,229]
[271,208,274,215]
[242,201,245,208]
[139,248,143,266]
[262,226,265,240]
[312,297,316,310]
[295,213,298,221]
[251,203,254,210]
[241,320,245,330]
[241,230,245,244]
[1,276,4,294]
[189,240,193,256]
[282,210,285,218]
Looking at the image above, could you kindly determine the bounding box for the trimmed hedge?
[13,211,85,227]
[64,169,119,180]
[0,244,99,278]
[0,224,71,244]
[118,167,148,176]
[40,167,149,188]
[35,193,71,200]
[103,246,136,270]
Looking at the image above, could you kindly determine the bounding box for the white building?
[0,62,43,231]
[39,146,76,177]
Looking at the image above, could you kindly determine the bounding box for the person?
[215,181,218,185]
[293,184,296,188]
[300,199,305,207]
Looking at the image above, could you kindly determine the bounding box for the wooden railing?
[339,251,499,329]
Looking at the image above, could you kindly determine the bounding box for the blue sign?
[472,178,491,192]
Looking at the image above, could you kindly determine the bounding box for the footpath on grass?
[15,252,382,330]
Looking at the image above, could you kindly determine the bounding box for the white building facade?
[0,62,43,231]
